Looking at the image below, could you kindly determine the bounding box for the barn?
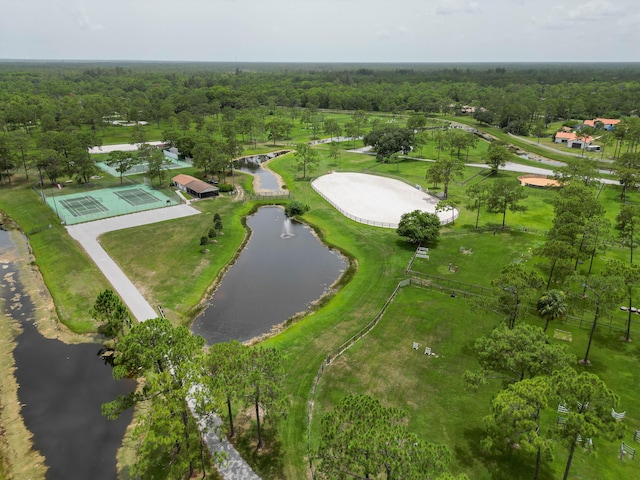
[172,174,219,199]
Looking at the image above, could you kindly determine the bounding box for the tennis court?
[95,151,191,177]
[59,196,109,217]
[44,184,179,225]
[114,188,161,206]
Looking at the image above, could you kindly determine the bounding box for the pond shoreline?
[0,220,127,479]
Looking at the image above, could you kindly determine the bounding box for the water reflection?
[191,206,347,344]
[0,229,134,480]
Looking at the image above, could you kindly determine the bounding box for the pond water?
[0,229,135,480]
[191,206,347,344]
[235,155,283,191]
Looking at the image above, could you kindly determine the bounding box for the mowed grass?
[312,286,640,480]
[0,180,111,332]
[99,195,252,323]
[4,120,640,479]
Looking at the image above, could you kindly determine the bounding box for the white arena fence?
[311,178,459,229]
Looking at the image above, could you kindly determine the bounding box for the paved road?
[66,203,261,480]
[466,161,620,185]
[66,204,201,322]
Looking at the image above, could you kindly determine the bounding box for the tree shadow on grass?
[232,421,285,480]
[458,426,556,480]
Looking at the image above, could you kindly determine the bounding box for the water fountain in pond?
[281,217,295,238]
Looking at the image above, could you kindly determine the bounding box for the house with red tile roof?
[554,131,598,151]
[583,118,621,130]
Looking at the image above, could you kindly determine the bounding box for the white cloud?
[536,1,624,30]
[375,25,410,41]
[435,0,482,15]
[75,1,104,31]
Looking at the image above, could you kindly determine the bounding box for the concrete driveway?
[66,204,200,322]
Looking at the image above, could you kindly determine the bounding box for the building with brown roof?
[172,174,219,199]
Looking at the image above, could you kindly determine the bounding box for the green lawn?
[2,118,640,479]
[311,286,640,479]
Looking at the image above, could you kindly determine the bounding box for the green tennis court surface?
[59,196,109,217]
[114,188,160,206]
[44,184,179,225]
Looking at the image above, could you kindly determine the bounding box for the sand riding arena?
[517,174,561,188]
[311,172,458,229]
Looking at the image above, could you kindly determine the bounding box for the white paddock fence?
[311,178,459,229]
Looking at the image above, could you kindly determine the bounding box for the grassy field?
[311,285,640,479]
[2,115,639,479]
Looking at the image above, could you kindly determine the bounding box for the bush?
[285,201,310,218]
[217,183,234,193]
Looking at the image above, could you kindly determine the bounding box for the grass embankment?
[99,191,253,323]
[0,180,111,332]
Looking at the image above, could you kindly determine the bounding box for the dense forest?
[2,62,640,134]
[3,62,640,480]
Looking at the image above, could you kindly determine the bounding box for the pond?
[191,206,347,344]
[234,155,283,191]
[0,228,135,480]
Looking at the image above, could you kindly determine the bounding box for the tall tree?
[0,132,15,184]
[266,117,290,145]
[614,152,640,202]
[294,143,319,179]
[328,141,340,168]
[552,367,624,480]
[465,182,489,229]
[141,145,168,187]
[554,158,599,187]
[491,264,543,329]
[485,179,528,228]
[207,340,248,438]
[362,125,415,162]
[604,259,640,342]
[90,289,132,340]
[106,150,139,185]
[323,118,342,140]
[484,143,510,174]
[316,394,451,480]
[103,318,216,479]
[244,347,286,450]
[425,156,465,199]
[464,323,573,389]
[573,273,625,365]
[615,203,640,264]
[483,377,553,480]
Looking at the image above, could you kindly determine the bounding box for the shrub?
[285,201,310,218]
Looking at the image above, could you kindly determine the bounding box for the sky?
[1,0,639,63]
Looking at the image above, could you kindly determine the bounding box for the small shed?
[172,174,219,199]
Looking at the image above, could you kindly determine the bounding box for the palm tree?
[536,290,568,332]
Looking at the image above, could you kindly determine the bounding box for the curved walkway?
[66,204,260,480]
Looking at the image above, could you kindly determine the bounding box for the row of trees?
[464,323,623,480]
[3,64,640,138]
[91,290,286,478]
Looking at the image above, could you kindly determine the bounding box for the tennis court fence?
[33,183,181,225]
